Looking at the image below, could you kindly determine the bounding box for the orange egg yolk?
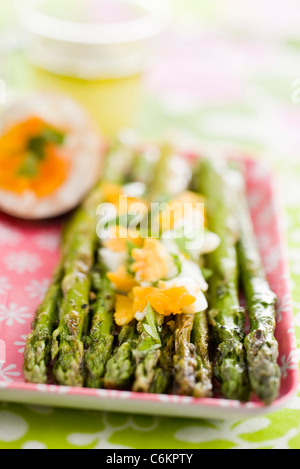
[0,116,70,198]
[132,286,195,317]
[107,266,139,293]
[102,226,143,253]
[113,286,196,326]
[131,238,170,283]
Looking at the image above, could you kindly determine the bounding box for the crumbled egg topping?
[98,184,220,326]
[131,238,171,284]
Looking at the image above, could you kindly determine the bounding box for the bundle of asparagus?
[23,139,281,405]
[193,157,280,403]
[23,141,135,387]
[103,143,212,396]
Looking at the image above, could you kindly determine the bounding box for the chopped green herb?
[27,135,47,161]
[42,128,65,146]
[27,127,65,161]
[17,127,66,179]
[144,303,161,344]
[17,152,39,178]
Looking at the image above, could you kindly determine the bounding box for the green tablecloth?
[0,0,299,449]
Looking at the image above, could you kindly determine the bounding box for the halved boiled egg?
[0,93,106,219]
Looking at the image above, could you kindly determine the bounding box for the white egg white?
[99,247,127,273]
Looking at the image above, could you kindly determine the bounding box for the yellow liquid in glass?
[29,65,144,139]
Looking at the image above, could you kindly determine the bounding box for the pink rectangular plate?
[0,157,298,420]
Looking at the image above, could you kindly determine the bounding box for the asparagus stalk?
[235,170,280,404]
[147,142,174,202]
[98,147,161,389]
[150,144,213,397]
[83,260,115,388]
[131,145,194,393]
[195,157,250,401]
[145,144,197,394]
[192,310,213,397]
[23,173,106,386]
[103,321,138,390]
[173,311,213,398]
[134,144,211,396]
[51,184,103,387]
[23,263,63,384]
[150,320,175,394]
[132,304,164,393]
[50,138,137,387]
[82,139,142,388]
[173,314,197,395]
[103,145,178,392]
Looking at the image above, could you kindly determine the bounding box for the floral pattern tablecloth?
[0,0,300,449]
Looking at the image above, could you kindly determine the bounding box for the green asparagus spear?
[150,143,213,397]
[50,137,136,387]
[103,321,138,390]
[192,310,213,397]
[23,263,63,384]
[98,148,161,389]
[82,138,143,388]
[235,171,280,404]
[22,181,100,386]
[51,184,103,387]
[102,145,178,392]
[195,157,250,401]
[132,304,164,393]
[173,311,213,398]
[83,260,116,388]
[150,320,175,394]
[131,145,193,393]
[147,142,173,202]
[147,144,196,394]
[173,314,197,395]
